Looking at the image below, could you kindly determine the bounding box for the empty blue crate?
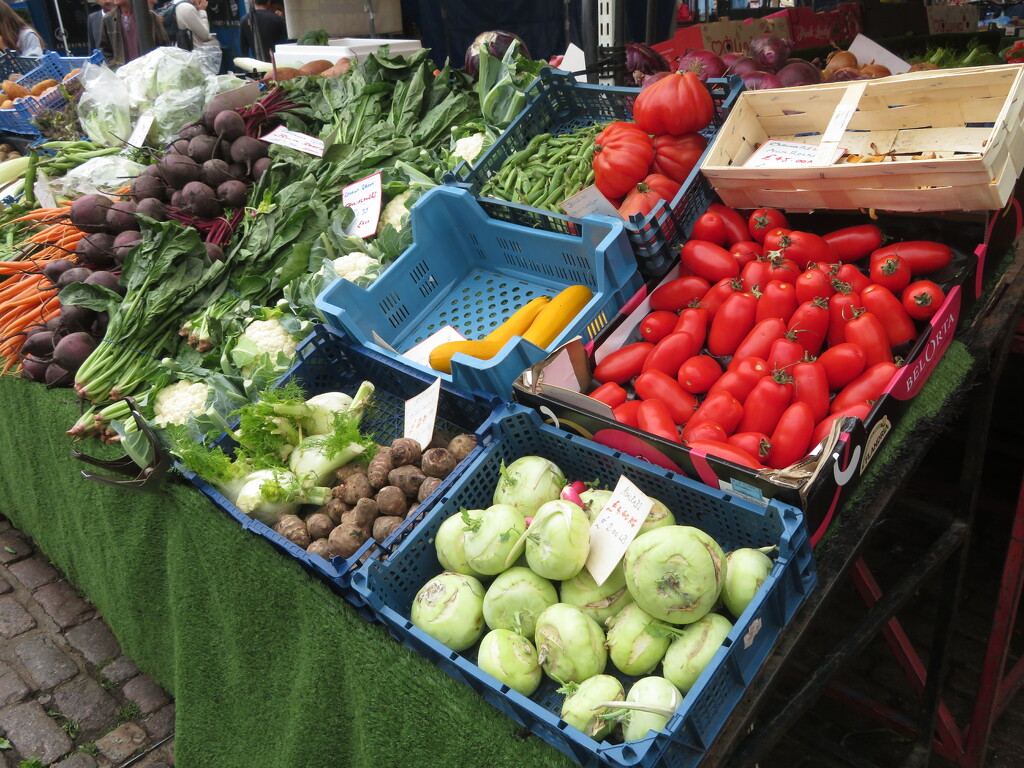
[316,184,642,401]
[178,325,504,608]
[446,69,743,279]
[351,407,817,768]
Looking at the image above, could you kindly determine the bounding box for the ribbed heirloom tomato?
[592,122,655,200]
[651,133,707,185]
[632,71,714,135]
[618,174,681,219]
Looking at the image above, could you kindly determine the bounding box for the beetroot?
[20,356,48,383]
[75,234,115,268]
[205,242,225,262]
[178,121,208,141]
[181,181,223,219]
[213,110,245,141]
[202,97,231,132]
[106,200,139,232]
[59,305,98,334]
[22,330,57,358]
[112,230,143,264]
[52,331,97,373]
[92,312,109,338]
[227,162,248,181]
[57,267,93,289]
[45,363,74,388]
[217,179,248,209]
[135,198,167,221]
[251,156,271,181]
[42,259,77,286]
[85,270,126,296]
[168,138,190,155]
[230,136,268,167]
[159,154,201,189]
[201,159,232,187]
[188,134,219,165]
[130,173,168,203]
[69,194,113,234]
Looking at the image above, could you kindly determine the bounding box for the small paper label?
[402,326,468,368]
[560,43,587,82]
[260,125,325,157]
[371,331,400,354]
[560,185,623,219]
[743,617,763,648]
[33,171,55,210]
[745,139,845,169]
[820,104,858,145]
[585,475,653,586]
[342,171,383,238]
[126,114,154,148]
[728,479,764,503]
[404,377,442,449]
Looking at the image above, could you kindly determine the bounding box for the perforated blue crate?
[446,70,743,279]
[315,184,643,401]
[0,50,27,80]
[178,325,505,608]
[1,51,103,136]
[351,407,817,768]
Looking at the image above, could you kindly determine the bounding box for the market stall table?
[1,238,1023,768]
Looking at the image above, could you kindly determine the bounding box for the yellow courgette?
[429,296,551,373]
[520,284,594,349]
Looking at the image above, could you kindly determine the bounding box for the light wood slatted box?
[700,64,1024,212]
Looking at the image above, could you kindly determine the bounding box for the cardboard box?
[513,211,983,542]
[767,4,863,49]
[654,16,791,58]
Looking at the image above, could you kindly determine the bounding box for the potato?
[298,59,334,76]
[324,498,348,524]
[376,485,408,517]
[372,515,404,542]
[418,476,442,503]
[390,437,421,466]
[346,497,379,527]
[367,448,394,490]
[448,434,477,462]
[0,101,12,110]
[31,78,58,96]
[305,512,334,540]
[406,502,420,519]
[421,447,457,479]
[262,66,303,82]
[388,464,425,497]
[321,57,352,77]
[340,473,373,506]
[2,80,29,99]
[328,522,369,558]
[274,514,311,549]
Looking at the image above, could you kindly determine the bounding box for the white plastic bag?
[77,63,133,147]
[49,156,147,197]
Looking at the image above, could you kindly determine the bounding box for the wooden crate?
[700,65,1024,212]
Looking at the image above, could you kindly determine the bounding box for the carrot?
[7,207,71,224]
[0,261,40,275]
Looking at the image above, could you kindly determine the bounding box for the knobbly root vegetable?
[388,465,425,498]
[340,473,372,506]
[366,448,394,489]
[390,437,422,466]
[328,521,369,558]
[372,515,404,542]
[418,476,442,502]
[448,434,477,462]
[274,514,311,548]
[375,485,408,518]
[347,497,379,527]
[421,447,457,479]
[307,538,344,559]
[323,499,347,524]
[305,512,334,540]
[406,503,419,519]
[335,464,366,484]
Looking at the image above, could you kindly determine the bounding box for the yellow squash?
[520,284,593,349]
[429,296,550,373]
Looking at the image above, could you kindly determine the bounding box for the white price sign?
[342,171,383,239]
[260,125,325,157]
[402,326,468,368]
[585,475,652,585]
[404,377,442,450]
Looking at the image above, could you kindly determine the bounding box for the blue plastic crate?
[0,51,103,136]
[315,184,643,401]
[351,407,817,768]
[179,325,505,607]
[0,50,28,80]
[446,69,743,279]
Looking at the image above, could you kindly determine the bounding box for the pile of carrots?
[0,202,84,374]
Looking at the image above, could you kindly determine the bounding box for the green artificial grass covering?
[0,377,576,768]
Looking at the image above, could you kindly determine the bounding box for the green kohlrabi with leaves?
[461,503,527,576]
[411,571,487,652]
[492,456,567,518]
[477,629,543,697]
[482,567,558,637]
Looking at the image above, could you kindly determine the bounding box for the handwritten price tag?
[342,171,383,239]
[744,139,845,169]
[560,185,622,219]
[585,475,652,585]
[403,326,468,368]
[260,125,325,157]
[404,377,442,450]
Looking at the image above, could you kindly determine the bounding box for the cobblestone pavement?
[0,517,173,768]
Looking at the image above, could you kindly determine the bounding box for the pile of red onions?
[626,42,670,85]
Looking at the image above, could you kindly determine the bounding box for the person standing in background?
[239,0,287,61]
[87,0,114,53]
[174,0,212,50]
[0,1,44,57]
[98,0,169,66]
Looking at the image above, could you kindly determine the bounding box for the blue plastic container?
[351,407,817,768]
[179,325,505,608]
[447,70,743,279]
[0,50,104,136]
[315,184,643,401]
[0,50,28,81]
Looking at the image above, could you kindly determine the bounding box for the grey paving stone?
[64,621,121,667]
[97,656,137,685]
[130,740,173,768]
[0,596,36,638]
[15,635,78,690]
[142,703,174,739]
[0,575,11,594]
[33,582,93,629]
[0,531,31,564]
[52,677,118,739]
[94,722,146,764]
[53,754,98,768]
[121,675,169,714]
[0,664,31,706]
[8,557,58,591]
[0,700,73,766]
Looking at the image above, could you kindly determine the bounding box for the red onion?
[464,30,531,78]
[626,42,670,77]
[775,59,823,87]
[747,34,792,73]
[640,71,673,88]
[741,71,783,90]
[725,55,761,77]
[721,52,744,69]
[675,48,726,82]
